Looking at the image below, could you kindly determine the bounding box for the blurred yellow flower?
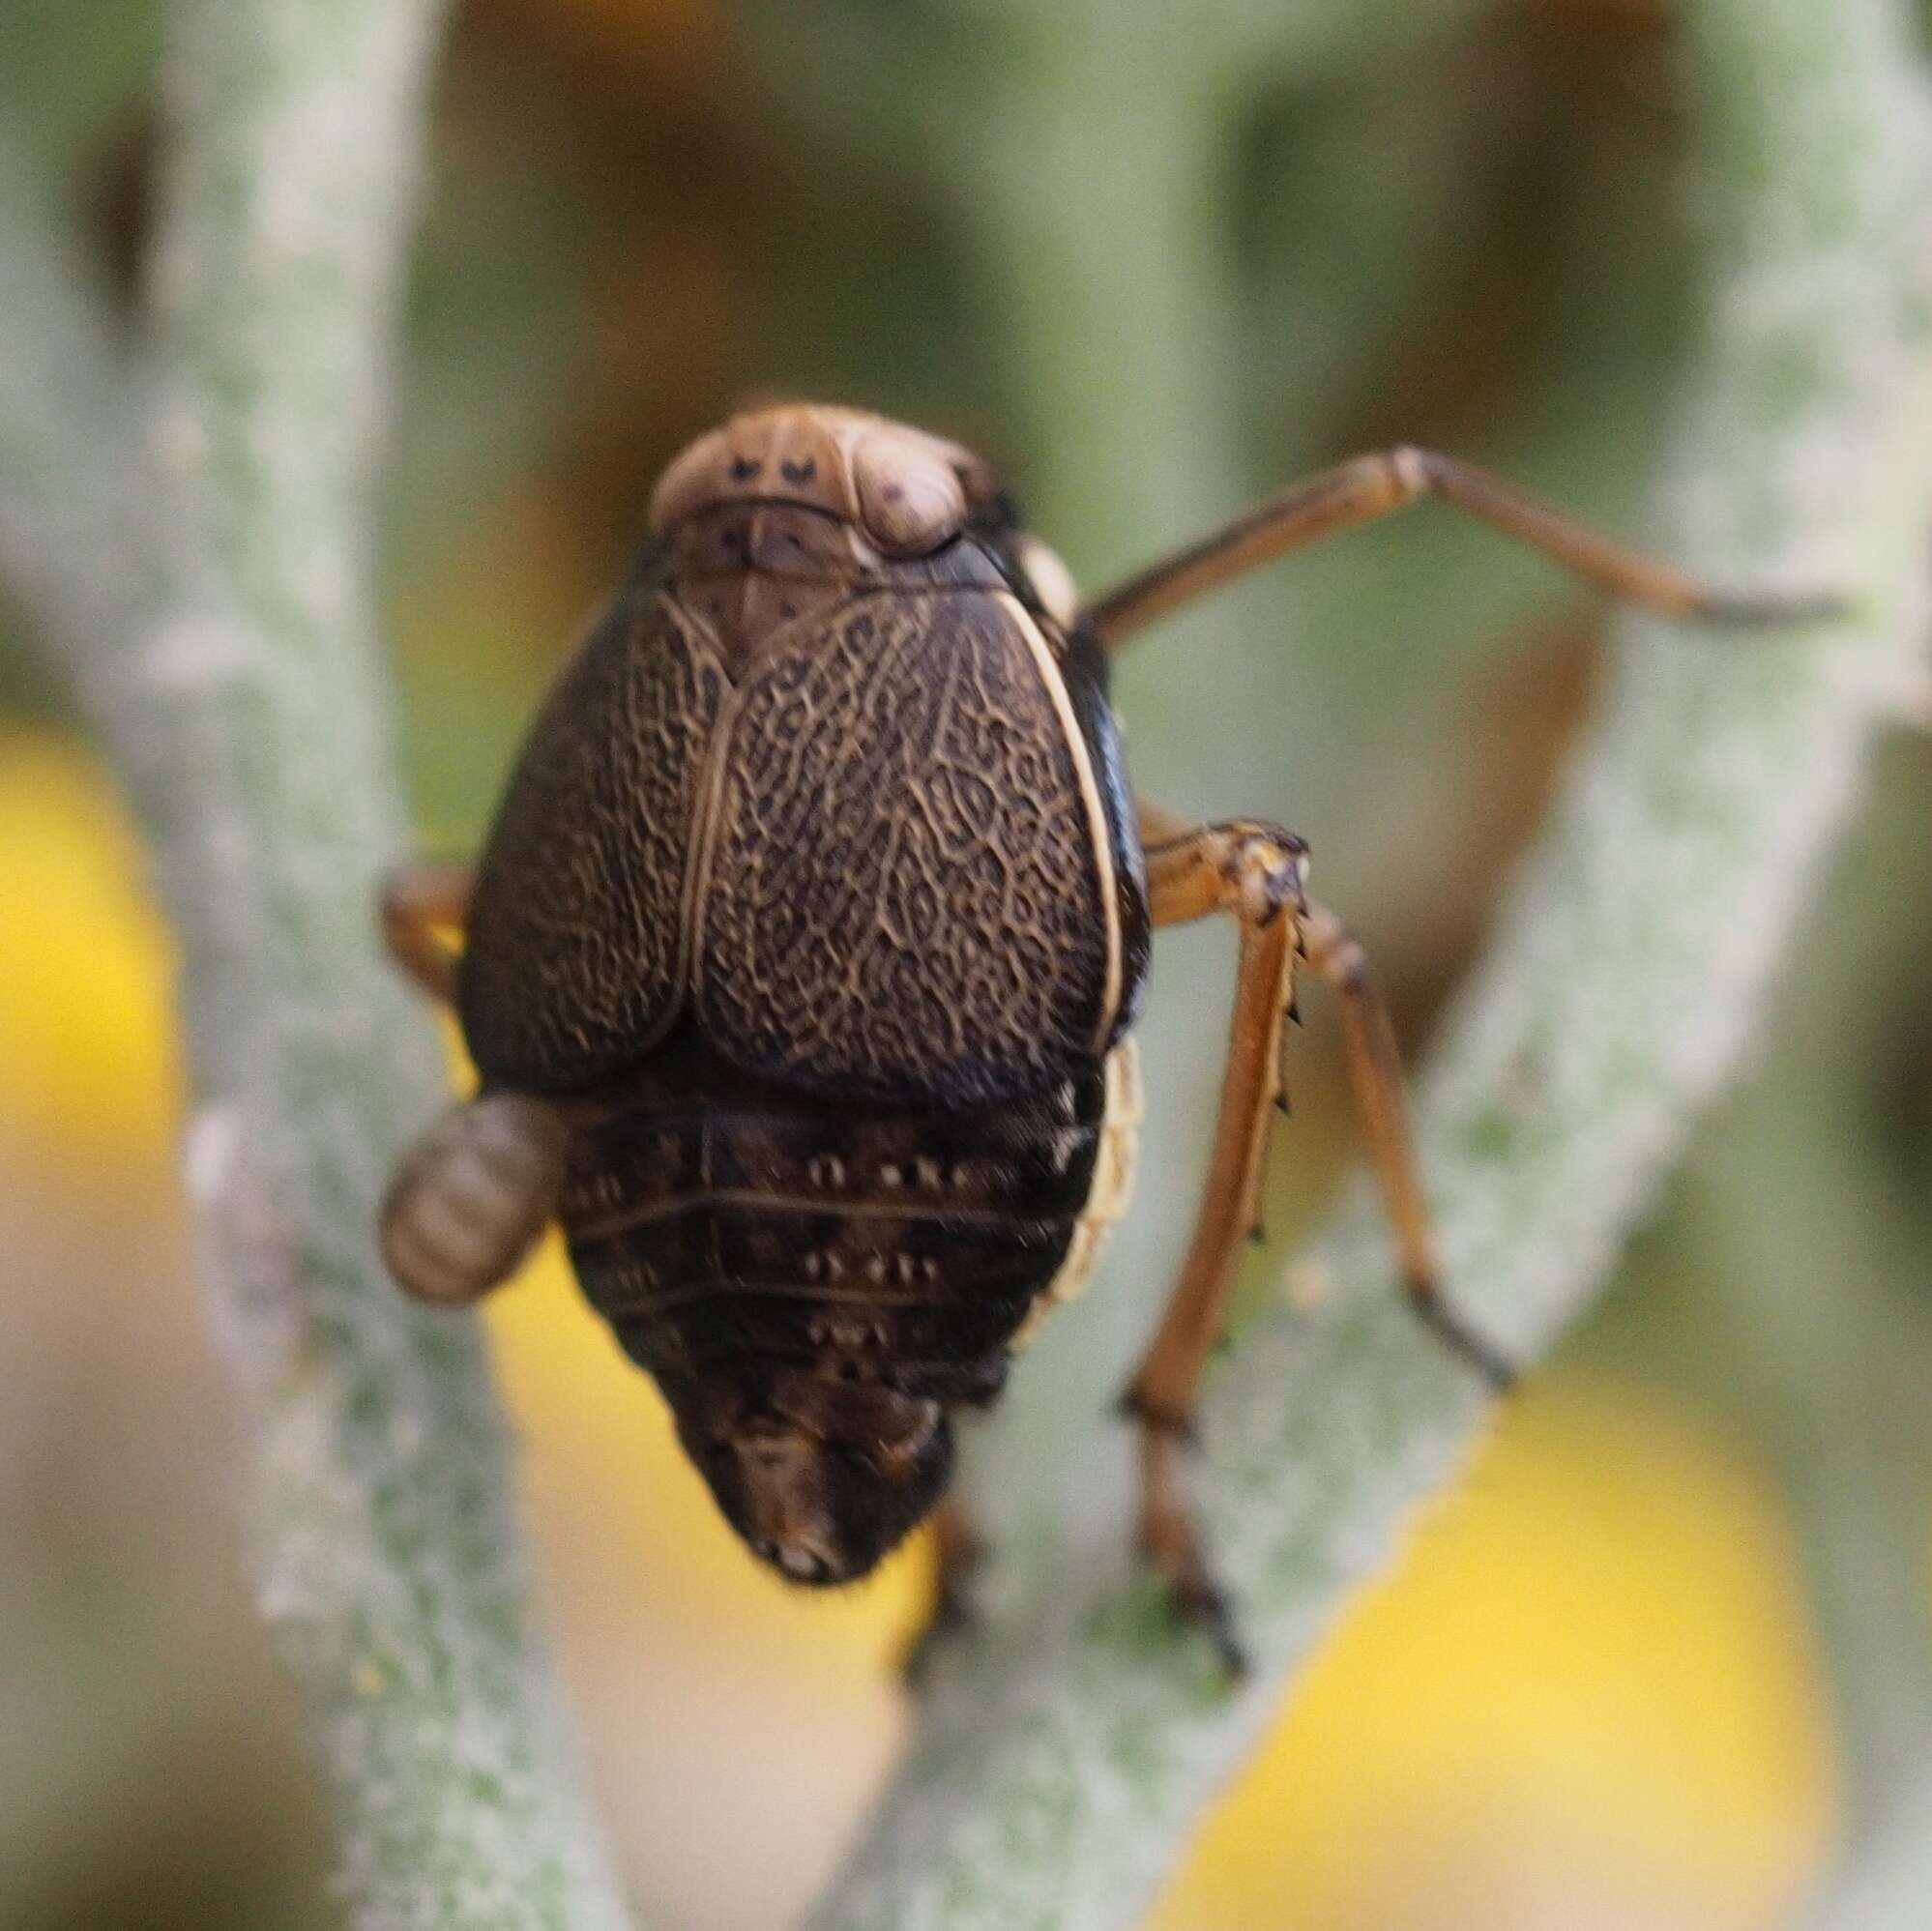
[0,727,182,1151]
[1152,1383,1836,1930]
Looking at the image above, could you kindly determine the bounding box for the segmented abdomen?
[559,1028,1138,1407]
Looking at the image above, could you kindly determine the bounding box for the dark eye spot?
[780,457,817,485]
[729,455,760,481]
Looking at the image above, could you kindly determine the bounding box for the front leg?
[1297,901,1515,1390]
[1086,448,1837,650]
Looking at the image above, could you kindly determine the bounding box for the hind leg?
[900,1494,987,1687]
[380,1090,571,1305]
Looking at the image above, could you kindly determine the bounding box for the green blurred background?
[5,0,1931,1925]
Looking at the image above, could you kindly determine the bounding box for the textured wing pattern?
[461,586,728,1091]
[695,589,1113,1105]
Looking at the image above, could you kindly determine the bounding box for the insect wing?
[461,572,729,1091]
[693,587,1120,1106]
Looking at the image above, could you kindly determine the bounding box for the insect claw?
[1273,1091,1292,1118]
[1695,585,1855,628]
[1411,1292,1519,1394]
[900,1586,978,1690]
[1166,1576,1248,1682]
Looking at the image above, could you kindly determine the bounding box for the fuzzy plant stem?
[1,2,633,1924]
[806,1,1932,1925]
[1811,1783,1932,1931]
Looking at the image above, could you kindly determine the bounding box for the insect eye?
[852,428,968,556]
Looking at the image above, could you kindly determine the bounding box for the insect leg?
[901,1493,987,1687]
[1298,899,1515,1392]
[379,859,476,1006]
[379,1090,570,1305]
[1085,448,1839,650]
[1123,814,1308,1673]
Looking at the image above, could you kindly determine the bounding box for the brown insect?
[379,404,1808,1663]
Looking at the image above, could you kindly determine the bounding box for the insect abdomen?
[559,1030,1134,1405]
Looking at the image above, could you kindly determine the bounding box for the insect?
[379,404,1810,1664]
